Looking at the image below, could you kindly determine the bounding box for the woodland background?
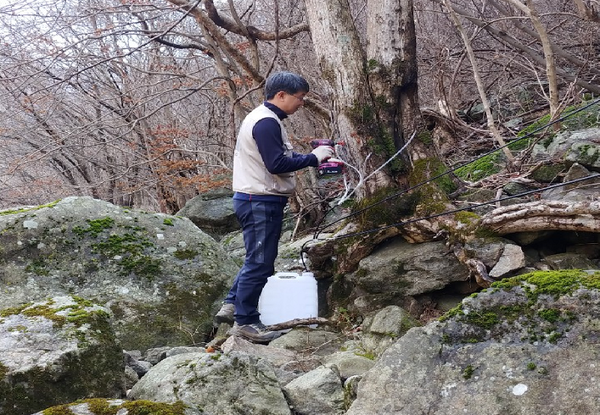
[0,0,598,230]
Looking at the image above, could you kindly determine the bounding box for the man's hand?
[311,146,334,163]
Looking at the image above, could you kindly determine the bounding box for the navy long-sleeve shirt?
[253,102,318,174]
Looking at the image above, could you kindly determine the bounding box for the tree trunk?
[366,0,422,161]
[304,0,418,198]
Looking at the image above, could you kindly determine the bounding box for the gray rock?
[541,252,598,270]
[0,196,239,351]
[283,365,345,415]
[532,128,600,169]
[346,270,600,415]
[343,375,362,409]
[321,351,376,380]
[124,366,140,390]
[542,163,599,201]
[221,335,298,368]
[269,327,344,356]
[145,346,172,365]
[360,305,420,357]
[124,351,152,377]
[0,296,124,415]
[176,188,239,240]
[341,239,470,315]
[489,243,526,279]
[220,335,319,386]
[165,346,207,357]
[129,352,292,415]
[464,237,513,269]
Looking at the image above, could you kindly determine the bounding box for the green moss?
[410,158,457,195]
[346,100,406,174]
[41,399,189,415]
[538,308,561,323]
[163,218,175,226]
[0,303,33,317]
[25,258,50,276]
[527,362,537,370]
[498,305,524,323]
[441,270,599,346]
[454,211,480,225]
[355,350,376,360]
[464,310,499,330]
[446,211,483,242]
[492,269,600,300]
[22,304,67,327]
[353,186,418,230]
[90,232,161,278]
[367,58,379,71]
[42,405,76,415]
[2,297,115,348]
[439,303,465,322]
[462,365,475,380]
[408,158,456,216]
[575,144,599,166]
[174,249,199,260]
[519,100,600,141]
[455,153,503,182]
[0,298,123,415]
[112,275,226,350]
[73,217,115,238]
[529,163,567,183]
[0,362,8,379]
[548,332,562,343]
[0,200,60,216]
[418,130,433,145]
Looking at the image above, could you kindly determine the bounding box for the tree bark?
[366,0,421,161]
[304,0,387,197]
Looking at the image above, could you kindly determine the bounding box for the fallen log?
[266,317,332,331]
[481,199,600,234]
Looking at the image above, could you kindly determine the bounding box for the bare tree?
[1,0,598,228]
[442,0,514,163]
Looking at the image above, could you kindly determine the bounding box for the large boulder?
[0,196,239,350]
[333,238,470,315]
[176,188,239,240]
[346,270,600,415]
[128,352,292,415]
[0,296,123,415]
[283,365,345,415]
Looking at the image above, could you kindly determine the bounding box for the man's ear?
[274,91,287,100]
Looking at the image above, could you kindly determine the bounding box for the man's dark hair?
[264,71,309,99]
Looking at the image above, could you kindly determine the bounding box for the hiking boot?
[214,303,235,325]
[231,322,280,344]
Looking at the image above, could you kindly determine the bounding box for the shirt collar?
[264,101,288,120]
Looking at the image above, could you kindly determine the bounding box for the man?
[214,71,333,343]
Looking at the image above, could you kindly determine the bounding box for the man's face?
[273,90,306,115]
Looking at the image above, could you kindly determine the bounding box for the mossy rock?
[0,297,124,415]
[33,398,200,415]
[529,162,567,183]
[0,197,239,351]
[439,269,600,345]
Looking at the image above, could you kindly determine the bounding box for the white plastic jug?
[258,272,318,326]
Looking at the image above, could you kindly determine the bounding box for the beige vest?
[232,104,296,196]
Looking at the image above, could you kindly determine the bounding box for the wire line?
[314,98,600,238]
